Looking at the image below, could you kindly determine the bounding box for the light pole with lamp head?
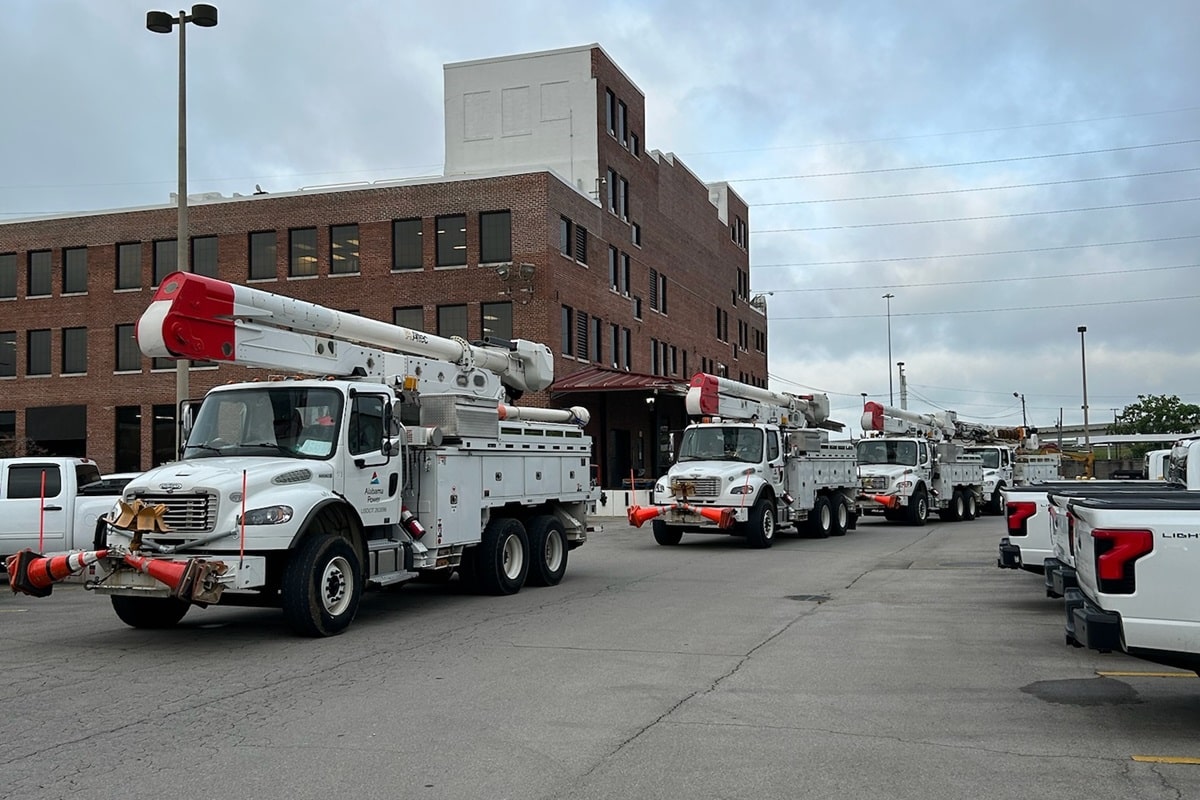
[1013,392,1027,428]
[147,3,218,456]
[882,293,894,405]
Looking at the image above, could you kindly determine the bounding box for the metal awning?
[549,364,688,396]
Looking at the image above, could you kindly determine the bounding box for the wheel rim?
[836,502,848,527]
[820,504,831,530]
[763,510,775,540]
[320,556,352,616]
[502,533,525,580]
[543,530,564,572]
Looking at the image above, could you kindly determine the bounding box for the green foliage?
[1107,394,1200,436]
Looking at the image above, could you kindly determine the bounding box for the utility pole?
[897,362,907,410]
[882,293,894,405]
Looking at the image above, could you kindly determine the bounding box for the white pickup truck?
[1062,490,1200,673]
[0,457,136,567]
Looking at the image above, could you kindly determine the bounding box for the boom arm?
[686,373,842,431]
[137,272,554,394]
[862,401,1031,443]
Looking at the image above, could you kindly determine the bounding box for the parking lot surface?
[3,514,1197,799]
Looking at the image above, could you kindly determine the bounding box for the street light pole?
[1013,392,1027,428]
[147,4,218,456]
[1078,325,1091,451]
[882,293,894,405]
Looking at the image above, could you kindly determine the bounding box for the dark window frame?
[479,210,512,264]
[26,329,51,376]
[115,323,141,372]
[62,327,87,375]
[63,247,88,294]
[289,227,318,277]
[436,304,468,339]
[392,218,423,271]
[192,235,219,278]
[330,223,360,275]
[248,231,277,280]
[393,306,425,332]
[153,239,177,286]
[27,250,52,297]
[116,242,141,290]
[0,253,15,299]
[435,214,467,268]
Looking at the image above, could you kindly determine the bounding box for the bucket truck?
[962,427,1057,514]
[631,373,858,548]
[857,402,985,525]
[13,272,595,636]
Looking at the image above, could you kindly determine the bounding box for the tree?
[1107,394,1200,436]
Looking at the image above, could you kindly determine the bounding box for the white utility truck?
[638,374,857,548]
[857,402,986,525]
[963,428,1059,514]
[13,272,595,636]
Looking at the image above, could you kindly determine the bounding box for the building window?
[632,222,642,247]
[649,268,659,311]
[115,406,141,473]
[605,89,616,135]
[650,338,659,375]
[480,211,512,263]
[435,214,467,267]
[608,247,618,290]
[593,317,603,363]
[151,404,177,466]
[62,327,87,375]
[670,345,677,375]
[249,231,276,280]
[574,225,588,264]
[561,306,574,356]
[576,311,589,359]
[659,273,668,314]
[609,323,619,368]
[27,250,52,297]
[631,132,640,157]
[330,224,360,274]
[618,100,628,145]
[289,228,318,277]
[437,304,468,339]
[192,236,219,278]
[481,301,513,341]
[619,177,629,221]
[27,329,51,375]
[622,328,631,370]
[115,324,140,372]
[633,295,642,320]
[0,253,15,298]
[606,168,617,213]
[153,239,177,286]
[393,306,424,332]
[392,218,423,271]
[116,242,141,289]
[63,247,87,294]
[621,253,631,293]
[559,216,572,257]
[732,215,747,249]
[0,410,13,457]
[0,331,15,378]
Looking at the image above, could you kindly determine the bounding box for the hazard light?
[1005,501,1036,536]
[1092,528,1152,595]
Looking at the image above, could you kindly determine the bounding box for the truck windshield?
[184,387,344,460]
[856,439,918,466]
[677,426,763,463]
[966,448,1000,468]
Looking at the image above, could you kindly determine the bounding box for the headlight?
[239,505,294,525]
[896,480,913,490]
[656,481,669,494]
[729,485,756,495]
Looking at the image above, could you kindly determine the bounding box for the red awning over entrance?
[548,364,688,395]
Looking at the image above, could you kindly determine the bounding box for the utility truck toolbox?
[9,272,595,637]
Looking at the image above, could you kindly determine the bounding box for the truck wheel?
[942,490,966,522]
[907,489,928,527]
[745,498,776,548]
[988,488,1004,516]
[476,517,529,595]
[830,498,849,537]
[652,519,683,546]
[281,534,363,637]
[809,496,833,538]
[111,595,190,629]
[526,515,568,587]
[965,493,979,520]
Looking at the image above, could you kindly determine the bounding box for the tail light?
[1005,501,1036,536]
[1092,528,1152,594]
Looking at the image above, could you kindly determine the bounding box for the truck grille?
[861,476,888,491]
[671,477,721,498]
[129,492,217,534]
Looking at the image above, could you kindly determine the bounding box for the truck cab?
[964,444,1013,514]
[857,436,929,523]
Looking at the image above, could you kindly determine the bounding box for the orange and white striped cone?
[122,553,190,593]
[693,506,736,529]
[863,494,898,509]
[6,549,108,597]
[627,505,663,528]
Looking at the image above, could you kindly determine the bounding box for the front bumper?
[654,503,749,528]
[88,552,268,601]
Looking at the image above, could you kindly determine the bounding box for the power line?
[758,262,1200,294]
[756,195,1200,233]
[750,166,1200,207]
[774,294,1200,320]
[731,138,1200,183]
[751,234,1200,269]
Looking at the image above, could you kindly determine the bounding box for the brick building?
[0,44,766,489]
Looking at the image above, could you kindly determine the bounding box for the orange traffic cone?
[862,494,897,509]
[123,553,189,592]
[627,505,663,528]
[6,549,108,597]
[694,506,735,529]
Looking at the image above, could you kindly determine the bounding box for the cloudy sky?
[2,0,1197,433]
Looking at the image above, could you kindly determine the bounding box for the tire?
[809,495,833,538]
[111,595,190,629]
[475,517,529,595]
[830,498,849,537]
[745,497,777,548]
[948,489,966,522]
[281,534,363,637]
[988,488,1004,516]
[907,489,928,527]
[527,515,569,587]
[652,519,683,546]
[966,492,979,520]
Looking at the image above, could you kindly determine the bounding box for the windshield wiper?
[244,442,290,453]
